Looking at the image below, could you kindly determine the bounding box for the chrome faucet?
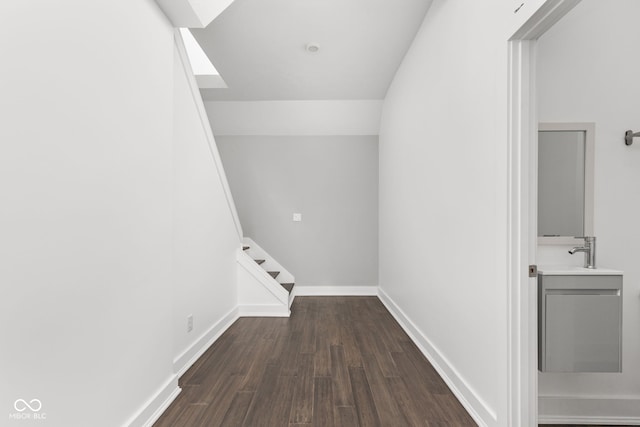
[569,236,596,269]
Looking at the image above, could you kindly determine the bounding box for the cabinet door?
[545,294,621,372]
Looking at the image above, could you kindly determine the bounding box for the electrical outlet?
[187,315,193,332]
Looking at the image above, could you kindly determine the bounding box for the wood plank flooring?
[154,296,477,427]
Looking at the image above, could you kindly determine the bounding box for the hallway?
[154,297,476,426]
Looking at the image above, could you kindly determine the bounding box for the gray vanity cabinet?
[538,273,622,373]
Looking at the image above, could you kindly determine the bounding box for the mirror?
[538,123,594,244]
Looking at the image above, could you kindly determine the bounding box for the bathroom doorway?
[507,1,582,425]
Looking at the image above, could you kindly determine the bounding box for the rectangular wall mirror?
[538,122,595,244]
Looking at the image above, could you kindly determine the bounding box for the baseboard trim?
[238,304,290,317]
[538,395,640,425]
[173,307,240,377]
[294,286,379,296]
[378,288,495,427]
[539,416,640,425]
[126,375,180,427]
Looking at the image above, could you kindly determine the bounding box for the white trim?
[538,395,640,425]
[507,2,582,425]
[174,30,243,241]
[510,0,582,40]
[540,393,640,400]
[507,37,539,427]
[237,304,290,317]
[294,286,379,296]
[378,288,495,427]
[172,307,240,377]
[538,416,640,425]
[126,375,181,427]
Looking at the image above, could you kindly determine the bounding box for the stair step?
[267,271,280,279]
[243,246,250,251]
[254,259,265,265]
[280,283,294,293]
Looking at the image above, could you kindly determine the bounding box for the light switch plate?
[293,213,302,222]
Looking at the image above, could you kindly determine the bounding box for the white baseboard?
[539,416,640,425]
[539,395,640,425]
[294,285,379,296]
[173,307,239,377]
[377,288,495,427]
[126,375,181,427]
[238,304,290,317]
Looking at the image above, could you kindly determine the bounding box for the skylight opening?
[179,28,219,76]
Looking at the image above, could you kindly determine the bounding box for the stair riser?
[242,238,295,284]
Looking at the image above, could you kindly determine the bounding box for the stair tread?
[242,246,250,251]
[254,259,265,265]
[267,271,280,279]
[280,283,294,293]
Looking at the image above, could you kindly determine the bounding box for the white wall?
[217,135,378,288]
[206,100,381,290]
[0,2,243,426]
[0,1,175,426]
[171,42,240,373]
[537,0,640,421]
[378,1,511,425]
[205,100,382,136]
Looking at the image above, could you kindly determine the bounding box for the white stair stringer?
[242,238,296,309]
[236,247,294,317]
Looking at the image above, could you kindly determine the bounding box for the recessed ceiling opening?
[179,28,219,76]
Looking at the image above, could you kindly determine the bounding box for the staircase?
[236,238,295,317]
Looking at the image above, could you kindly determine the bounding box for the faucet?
[569,236,596,269]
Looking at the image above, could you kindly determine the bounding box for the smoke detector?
[305,43,320,53]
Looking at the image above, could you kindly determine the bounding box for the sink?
[538,265,623,275]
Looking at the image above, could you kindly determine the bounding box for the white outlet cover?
[293,213,302,222]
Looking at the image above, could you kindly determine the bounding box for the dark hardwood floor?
[154,296,477,427]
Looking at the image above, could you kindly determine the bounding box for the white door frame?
[507,1,581,425]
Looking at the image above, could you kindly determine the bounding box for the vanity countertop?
[538,265,623,275]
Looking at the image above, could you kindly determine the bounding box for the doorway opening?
[507,1,582,425]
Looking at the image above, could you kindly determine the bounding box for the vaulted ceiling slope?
[193,0,433,101]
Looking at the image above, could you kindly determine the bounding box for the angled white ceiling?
[156,0,236,28]
[192,0,433,101]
